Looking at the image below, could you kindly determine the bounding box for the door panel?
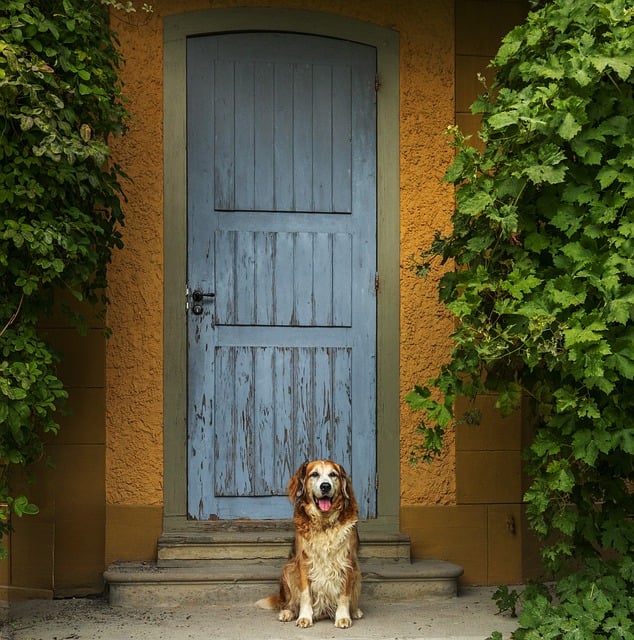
[213,56,353,213]
[213,346,352,497]
[187,32,376,520]
[213,231,352,327]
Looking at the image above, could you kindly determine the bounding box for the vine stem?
[0,294,24,339]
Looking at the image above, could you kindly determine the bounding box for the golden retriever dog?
[256,459,363,629]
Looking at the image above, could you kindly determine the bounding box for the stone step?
[157,530,412,566]
[104,558,464,608]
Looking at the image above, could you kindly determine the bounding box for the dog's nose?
[320,482,331,495]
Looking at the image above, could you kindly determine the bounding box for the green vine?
[0,0,129,554]
[407,0,633,635]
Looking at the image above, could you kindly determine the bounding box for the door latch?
[191,289,215,315]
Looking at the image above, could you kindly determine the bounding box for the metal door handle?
[192,289,215,302]
[191,289,215,315]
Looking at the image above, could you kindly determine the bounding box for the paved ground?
[1,587,518,640]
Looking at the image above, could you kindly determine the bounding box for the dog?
[255,459,363,629]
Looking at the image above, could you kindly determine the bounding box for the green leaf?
[496,386,522,416]
[590,55,634,81]
[11,495,39,517]
[550,207,583,235]
[563,323,606,346]
[547,459,575,493]
[429,402,453,428]
[549,288,586,309]
[596,167,620,189]
[558,112,582,140]
[596,115,628,137]
[607,292,634,324]
[405,386,432,411]
[560,241,594,267]
[4,386,27,401]
[552,505,577,536]
[610,352,634,379]
[619,429,634,454]
[495,35,522,66]
[572,429,599,465]
[457,189,494,216]
[502,272,542,299]
[488,110,519,130]
[524,162,567,185]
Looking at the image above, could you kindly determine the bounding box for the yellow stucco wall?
[106,0,457,513]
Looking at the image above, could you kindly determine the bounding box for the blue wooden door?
[186,32,376,520]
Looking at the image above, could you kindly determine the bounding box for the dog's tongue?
[318,498,332,512]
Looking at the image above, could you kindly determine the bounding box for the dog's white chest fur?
[303,521,357,617]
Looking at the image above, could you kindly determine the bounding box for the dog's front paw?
[352,608,364,619]
[335,616,352,629]
[278,609,294,622]
[296,616,313,628]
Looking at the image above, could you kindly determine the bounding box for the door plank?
[214,346,234,497]
[333,348,353,467]
[273,62,294,212]
[332,65,352,213]
[332,233,352,326]
[233,347,254,496]
[254,63,275,211]
[294,347,312,461]
[312,64,333,212]
[293,232,314,326]
[214,60,235,211]
[214,230,236,324]
[273,231,294,326]
[292,63,313,212]
[234,61,256,211]
[312,232,333,326]
[235,230,255,324]
[255,232,275,325]
[273,347,295,492]
[313,347,332,460]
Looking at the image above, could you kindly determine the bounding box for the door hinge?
[185,284,190,311]
[374,74,381,92]
[375,473,380,489]
[374,272,380,293]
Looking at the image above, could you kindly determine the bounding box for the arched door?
[186,32,377,519]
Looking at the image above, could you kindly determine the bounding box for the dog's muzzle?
[315,482,333,512]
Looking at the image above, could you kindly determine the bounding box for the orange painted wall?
[106,0,457,515]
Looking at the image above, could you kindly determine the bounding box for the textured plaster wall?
[106,0,456,508]
[106,7,165,506]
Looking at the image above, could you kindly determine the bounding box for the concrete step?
[157,530,412,565]
[104,558,464,608]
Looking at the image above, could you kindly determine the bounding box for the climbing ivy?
[0,0,130,553]
[407,0,634,635]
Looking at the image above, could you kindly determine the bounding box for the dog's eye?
[329,472,338,479]
[309,471,319,478]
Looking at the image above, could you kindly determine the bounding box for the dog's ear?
[339,464,352,500]
[338,464,358,515]
[287,461,308,502]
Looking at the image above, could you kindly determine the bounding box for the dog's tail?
[255,594,282,610]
